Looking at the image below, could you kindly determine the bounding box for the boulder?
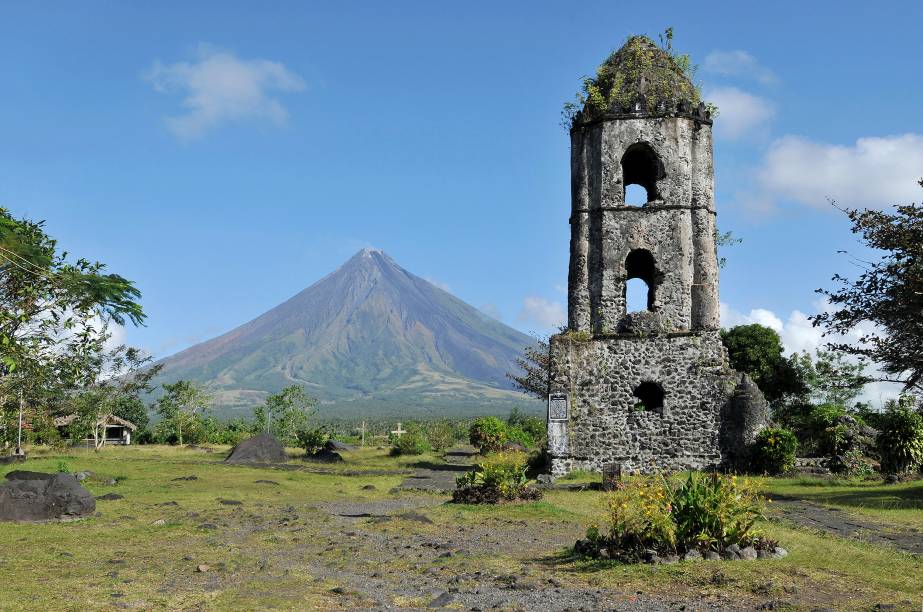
[307,448,343,463]
[325,439,356,452]
[0,471,96,521]
[225,433,288,464]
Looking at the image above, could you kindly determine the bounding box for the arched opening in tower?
[625,248,656,312]
[621,143,664,205]
[632,381,664,413]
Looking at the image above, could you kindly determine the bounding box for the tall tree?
[720,324,807,406]
[253,385,316,445]
[156,380,211,446]
[507,332,556,400]
[812,180,923,395]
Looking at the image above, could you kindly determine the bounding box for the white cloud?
[517,297,565,329]
[145,44,306,140]
[706,87,774,140]
[704,50,777,85]
[720,301,902,406]
[756,134,923,211]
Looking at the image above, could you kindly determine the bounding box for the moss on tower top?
[563,32,713,128]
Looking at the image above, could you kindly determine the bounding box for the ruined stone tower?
[547,36,767,475]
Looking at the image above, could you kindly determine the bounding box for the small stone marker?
[602,462,622,491]
[390,422,406,437]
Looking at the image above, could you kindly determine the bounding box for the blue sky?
[2,2,921,403]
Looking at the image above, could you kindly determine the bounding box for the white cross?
[390,422,406,437]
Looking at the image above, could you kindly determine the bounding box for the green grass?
[764,475,923,530]
[0,445,920,610]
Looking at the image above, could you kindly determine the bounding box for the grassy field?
[1,445,921,610]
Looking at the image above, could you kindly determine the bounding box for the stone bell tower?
[546,36,767,476]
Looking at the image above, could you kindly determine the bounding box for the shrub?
[579,472,768,560]
[507,408,546,447]
[504,425,535,449]
[424,420,455,452]
[56,460,71,474]
[453,451,542,504]
[751,427,798,475]
[296,426,329,455]
[469,417,507,453]
[877,406,923,475]
[390,424,430,456]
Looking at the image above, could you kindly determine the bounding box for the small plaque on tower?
[548,394,569,422]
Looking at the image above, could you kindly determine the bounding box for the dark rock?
[158,501,179,506]
[307,448,343,463]
[398,511,433,524]
[0,455,25,465]
[428,592,454,608]
[739,546,758,560]
[218,499,242,506]
[199,523,218,530]
[226,433,288,464]
[172,475,198,481]
[682,550,702,562]
[254,480,280,485]
[704,550,721,561]
[0,471,95,521]
[96,493,124,501]
[361,484,377,491]
[722,544,741,560]
[74,471,94,482]
[325,439,356,452]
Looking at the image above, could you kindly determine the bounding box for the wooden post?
[390,422,406,438]
[359,421,367,447]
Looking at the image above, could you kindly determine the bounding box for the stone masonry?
[547,36,768,476]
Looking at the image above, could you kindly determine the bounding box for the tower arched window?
[621,143,664,205]
[625,249,656,312]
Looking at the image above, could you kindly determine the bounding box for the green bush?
[877,406,923,475]
[296,426,329,455]
[469,417,507,453]
[751,427,798,475]
[504,425,535,449]
[580,472,768,559]
[507,408,546,447]
[390,424,430,456]
[424,420,455,452]
[453,451,542,504]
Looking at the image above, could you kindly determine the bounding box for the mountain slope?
[152,249,539,417]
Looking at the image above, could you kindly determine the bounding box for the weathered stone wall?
[567,116,719,335]
[547,331,736,475]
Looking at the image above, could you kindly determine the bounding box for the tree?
[720,324,807,406]
[507,331,557,400]
[253,385,316,446]
[789,350,868,408]
[68,346,161,449]
[0,207,146,451]
[812,180,923,396]
[156,380,211,446]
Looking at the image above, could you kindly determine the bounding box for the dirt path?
[768,494,923,555]
[394,446,477,493]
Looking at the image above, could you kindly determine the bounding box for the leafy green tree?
[68,346,161,449]
[876,397,923,475]
[253,385,316,446]
[508,331,557,400]
[812,180,923,396]
[720,324,807,406]
[790,350,868,408]
[156,380,211,446]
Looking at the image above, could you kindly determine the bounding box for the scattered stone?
[330,586,346,594]
[0,471,96,521]
[199,523,218,530]
[254,480,279,485]
[172,475,198,482]
[398,511,433,524]
[151,519,166,526]
[361,484,377,491]
[74,471,94,482]
[704,551,721,561]
[0,455,25,465]
[428,592,454,608]
[739,546,758,560]
[96,493,124,501]
[771,546,788,559]
[722,544,741,560]
[218,499,242,506]
[196,564,210,573]
[158,501,178,506]
[873,604,896,611]
[225,432,287,464]
[103,478,117,486]
[682,550,702,562]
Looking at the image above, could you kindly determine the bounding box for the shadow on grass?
[781,480,923,510]
[408,460,472,473]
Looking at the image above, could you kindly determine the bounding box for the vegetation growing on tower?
[562,28,717,128]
